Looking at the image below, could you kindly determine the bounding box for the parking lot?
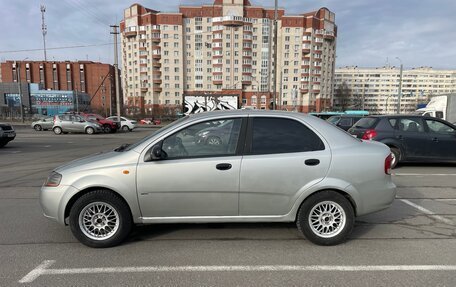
[1,127,455,286]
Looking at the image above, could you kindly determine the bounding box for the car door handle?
[216,163,232,170]
[305,159,320,166]
[432,137,439,142]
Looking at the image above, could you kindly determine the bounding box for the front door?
[136,118,244,217]
[240,117,331,216]
[424,119,456,160]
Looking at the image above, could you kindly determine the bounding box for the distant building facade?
[0,60,118,117]
[0,83,89,117]
[120,0,337,115]
[334,66,456,114]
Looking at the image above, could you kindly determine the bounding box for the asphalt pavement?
[0,128,455,286]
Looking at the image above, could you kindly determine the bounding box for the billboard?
[183,95,238,115]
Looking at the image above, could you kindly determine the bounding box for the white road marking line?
[394,173,456,176]
[19,262,456,283]
[19,260,55,283]
[400,199,454,225]
[43,145,51,148]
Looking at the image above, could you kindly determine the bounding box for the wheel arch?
[294,188,358,221]
[63,187,133,226]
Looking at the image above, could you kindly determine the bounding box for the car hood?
[54,150,138,174]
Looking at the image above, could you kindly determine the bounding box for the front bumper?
[40,184,80,225]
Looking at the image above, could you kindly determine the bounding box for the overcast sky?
[1,0,455,69]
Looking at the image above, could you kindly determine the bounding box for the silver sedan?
[40,110,396,247]
[31,117,54,131]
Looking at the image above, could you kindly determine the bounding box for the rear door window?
[249,117,325,155]
[425,120,455,135]
[398,118,424,133]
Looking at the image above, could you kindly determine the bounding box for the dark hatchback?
[348,115,456,168]
[327,115,364,131]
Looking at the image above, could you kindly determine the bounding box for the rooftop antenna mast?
[41,5,48,61]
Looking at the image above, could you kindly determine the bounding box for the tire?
[34,124,42,131]
[121,125,130,132]
[102,125,112,133]
[206,136,222,146]
[390,147,401,169]
[0,142,7,148]
[296,190,354,246]
[86,127,95,135]
[69,190,132,248]
[53,126,63,135]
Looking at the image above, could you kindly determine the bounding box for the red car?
[81,113,119,133]
[140,118,161,125]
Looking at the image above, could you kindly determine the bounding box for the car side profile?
[348,115,456,168]
[53,114,102,135]
[31,117,54,131]
[106,116,137,132]
[40,110,396,248]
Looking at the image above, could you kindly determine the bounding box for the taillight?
[362,129,377,140]
[384,154,392,175]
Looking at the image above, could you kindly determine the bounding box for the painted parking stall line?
[400,199,454,225]
[394,173,456,176]
[19,261,456,283]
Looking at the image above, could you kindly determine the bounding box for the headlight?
[44,172,62,187]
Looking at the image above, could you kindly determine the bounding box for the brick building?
[120,0,337,115]
[0,60,119,117]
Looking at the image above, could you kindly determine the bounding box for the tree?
[334,81,352,111]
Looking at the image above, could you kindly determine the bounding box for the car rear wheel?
[296,190,354,246]
[69,190,132,248]
[53,127,63,135]
[122,125,130,132]
[86,127,95,135]
[34,124,42,131]
[390,147,401,169]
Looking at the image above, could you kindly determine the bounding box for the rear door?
[239,116,331,216]
[396,117,429,159]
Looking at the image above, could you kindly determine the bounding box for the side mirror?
[145,142,167,161]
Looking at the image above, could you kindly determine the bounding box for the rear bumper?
[347,179,396,216]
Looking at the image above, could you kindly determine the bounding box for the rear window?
[327,116,340,124]
[353,117,378,129]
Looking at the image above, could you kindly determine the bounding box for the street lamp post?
[385,94,394,114]
[396,57,403,114]
[15,59,28,123]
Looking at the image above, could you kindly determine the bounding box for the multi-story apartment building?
[120,0,337,115]
[334,66,456,114]
[0,60,118,116]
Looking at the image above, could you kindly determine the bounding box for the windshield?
[121,116,189,152]
[327,116,340,124]
[354,117,378,129]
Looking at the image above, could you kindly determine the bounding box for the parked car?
[40,110,396,248]
[0,123,16,147]
[80,113,119,133]
[31,117,54,131]
[52,114,102,135]
[107,116,137,132]
[140,118,161,125]
[327,115,364,131]
[348,115,456,168]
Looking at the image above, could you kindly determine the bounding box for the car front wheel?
[86,127,95,135]
[34,124,42,131]
[69,190,132,248]
[122,125,130,132]
[296,190,354,246]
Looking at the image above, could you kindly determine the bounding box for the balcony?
[154,85,162,92]
[124,30,137,37]
[222,16,243,26]
[300,88,309,93]
[152,53,161,59]
[153,61,161,68]
[141,86,148,92]
[213,79,223,85]
[151,33,160,42]
[153,78,162,84]
[323,31,335,40]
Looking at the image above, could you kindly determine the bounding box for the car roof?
[187,109,315,120]
[364,114,433,119]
